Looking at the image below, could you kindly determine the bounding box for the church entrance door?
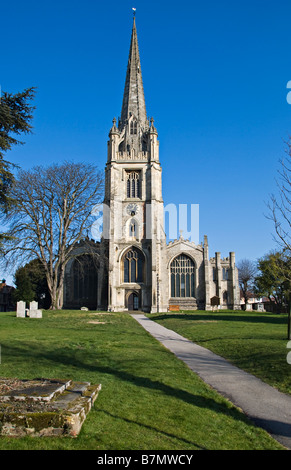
[128,293,139,311]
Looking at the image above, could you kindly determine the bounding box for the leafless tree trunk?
[2,161,104,310]
[237,259,257,309]
[267,143,291,253]
[267,141,291,336]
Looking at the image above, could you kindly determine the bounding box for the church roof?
[119,17,147,130]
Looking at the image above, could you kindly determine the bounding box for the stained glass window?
[126,171,141,198]
[123,248,144,283]
[170,254,195,298]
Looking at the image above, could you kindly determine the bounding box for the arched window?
[213,267,216,281]
[126,171,141,198]
[123,248,144,283]
[129,219,138,238]
[73,255,98,307]
[142,138,148,152]
[130,120,137,135]
[129,220,136,237]
[222,268,229,280]
[170,254,195,298]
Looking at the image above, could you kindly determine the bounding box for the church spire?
[119,16,147,130]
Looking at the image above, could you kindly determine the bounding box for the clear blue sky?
[1,0,291,282]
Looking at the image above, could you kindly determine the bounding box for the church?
[63,17,240,313]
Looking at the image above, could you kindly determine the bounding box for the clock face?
[126,203,139,216]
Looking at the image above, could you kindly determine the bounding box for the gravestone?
[30,309,42,318]
[29,301,42,318]
[29,301,38,311]
[16,301,26,318]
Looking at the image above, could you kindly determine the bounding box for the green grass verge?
[147,310,291,395]
[0,310,285,450]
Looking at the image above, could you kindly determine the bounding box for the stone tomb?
[0,378,101,437]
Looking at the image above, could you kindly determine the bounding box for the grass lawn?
[0,310,286,450]
[147,310,291,396]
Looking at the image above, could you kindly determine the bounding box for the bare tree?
[237,259,257,309]
[2,161,104,309]
[267,142,291,253]
[267,141,291,337]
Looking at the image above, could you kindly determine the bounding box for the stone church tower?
[63,17,240,312]
[105,17,168,312]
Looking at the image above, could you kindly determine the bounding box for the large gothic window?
[123,248,144,283]
[73,255,98,307]
[170,254,195,298]
[126,171,141,198]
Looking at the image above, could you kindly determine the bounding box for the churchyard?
[0,309,289,450]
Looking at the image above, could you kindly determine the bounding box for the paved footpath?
[131,314,291,450]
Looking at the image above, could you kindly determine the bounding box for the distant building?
[0,279,15,312]
[240,290,289,313]
[240,291,265,311]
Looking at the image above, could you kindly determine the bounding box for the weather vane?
[132,7,136,17]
